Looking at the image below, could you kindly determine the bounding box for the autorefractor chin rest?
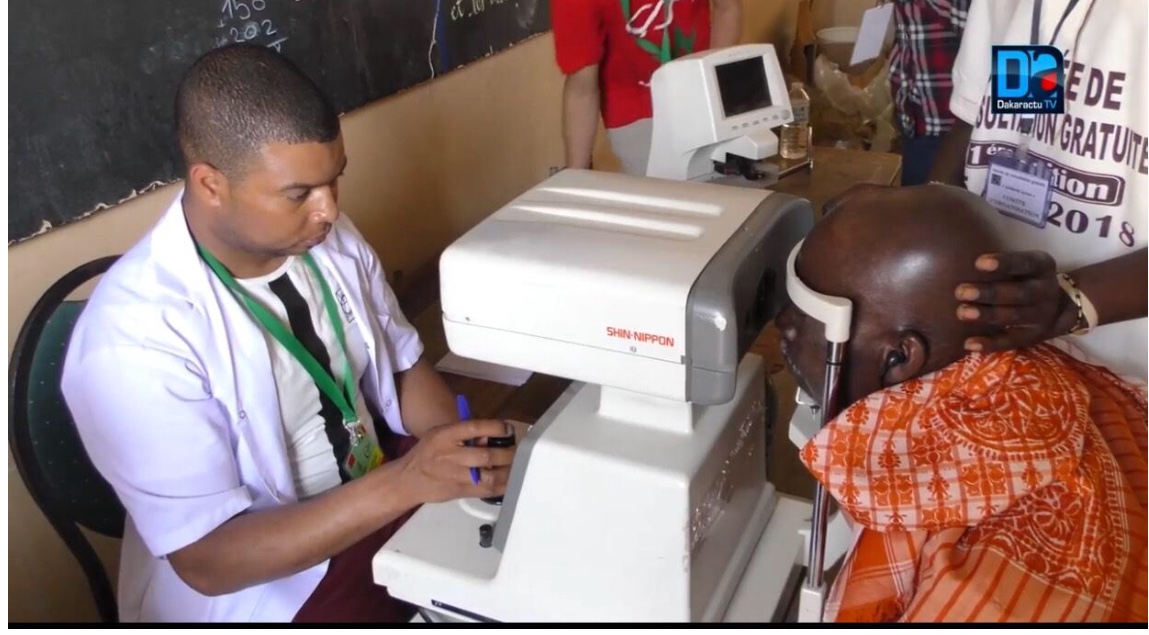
[784,239,854,623]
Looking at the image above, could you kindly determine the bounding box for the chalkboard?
[9,0,551,245]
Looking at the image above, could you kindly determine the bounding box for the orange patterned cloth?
[800,344,1148,623]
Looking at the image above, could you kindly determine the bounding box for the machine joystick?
[481,426,516,506]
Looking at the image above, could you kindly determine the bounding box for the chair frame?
[9,255,122,623]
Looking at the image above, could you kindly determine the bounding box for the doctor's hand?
[392,419,515,505]
[954,250,1074,353]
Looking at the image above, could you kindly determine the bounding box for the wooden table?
[771,147,903,214]
[403,147,902,498]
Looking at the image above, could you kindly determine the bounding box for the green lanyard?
[622,0,672,64]
[198,247,360,432]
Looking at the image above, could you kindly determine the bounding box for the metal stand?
[784,240,854,623]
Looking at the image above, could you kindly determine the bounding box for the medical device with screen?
[715,57,773,118]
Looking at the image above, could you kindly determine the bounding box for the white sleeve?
[373,277,424,374]
[63,345,253,558]
[950,0,1024,125]
[336,216,424,373]
[950,0,994,124]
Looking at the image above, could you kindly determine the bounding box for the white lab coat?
[61,191,425,622]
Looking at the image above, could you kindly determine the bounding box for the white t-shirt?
[232,256,381,499]
[950,0,1148,381]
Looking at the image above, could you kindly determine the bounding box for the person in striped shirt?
[889,0,970,186]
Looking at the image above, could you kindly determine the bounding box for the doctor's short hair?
[175,43,340,178]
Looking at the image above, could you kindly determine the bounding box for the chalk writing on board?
[218,0,288,51]
[450,0,511,22]
[9,0,551,245]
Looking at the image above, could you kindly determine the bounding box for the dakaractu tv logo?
[991,45,1066,115]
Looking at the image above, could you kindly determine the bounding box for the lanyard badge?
[983,134,1055,229]
[198,247,385,480]
[345,421,385,479]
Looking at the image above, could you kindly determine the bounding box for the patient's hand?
[954,250,1073,353]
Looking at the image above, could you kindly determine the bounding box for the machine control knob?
[481,426,517,506]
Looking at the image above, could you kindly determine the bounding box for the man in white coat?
[62,44,513,622]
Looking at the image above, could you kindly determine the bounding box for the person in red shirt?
[552,0,743,175]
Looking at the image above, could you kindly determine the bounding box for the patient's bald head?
[777,184,1004,405]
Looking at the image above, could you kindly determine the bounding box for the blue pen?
[456,394,481,485]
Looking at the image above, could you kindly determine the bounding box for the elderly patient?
[777,185,1147,623]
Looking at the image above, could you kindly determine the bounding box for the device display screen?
[714,57,772,118]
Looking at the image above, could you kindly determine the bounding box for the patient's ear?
[880,331,927,387]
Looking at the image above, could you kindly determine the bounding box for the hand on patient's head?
[778,184,1006,406]
[955,249,1067,353]
[827,185,1071,356]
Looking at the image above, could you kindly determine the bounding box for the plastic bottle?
[781,81,811,160]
